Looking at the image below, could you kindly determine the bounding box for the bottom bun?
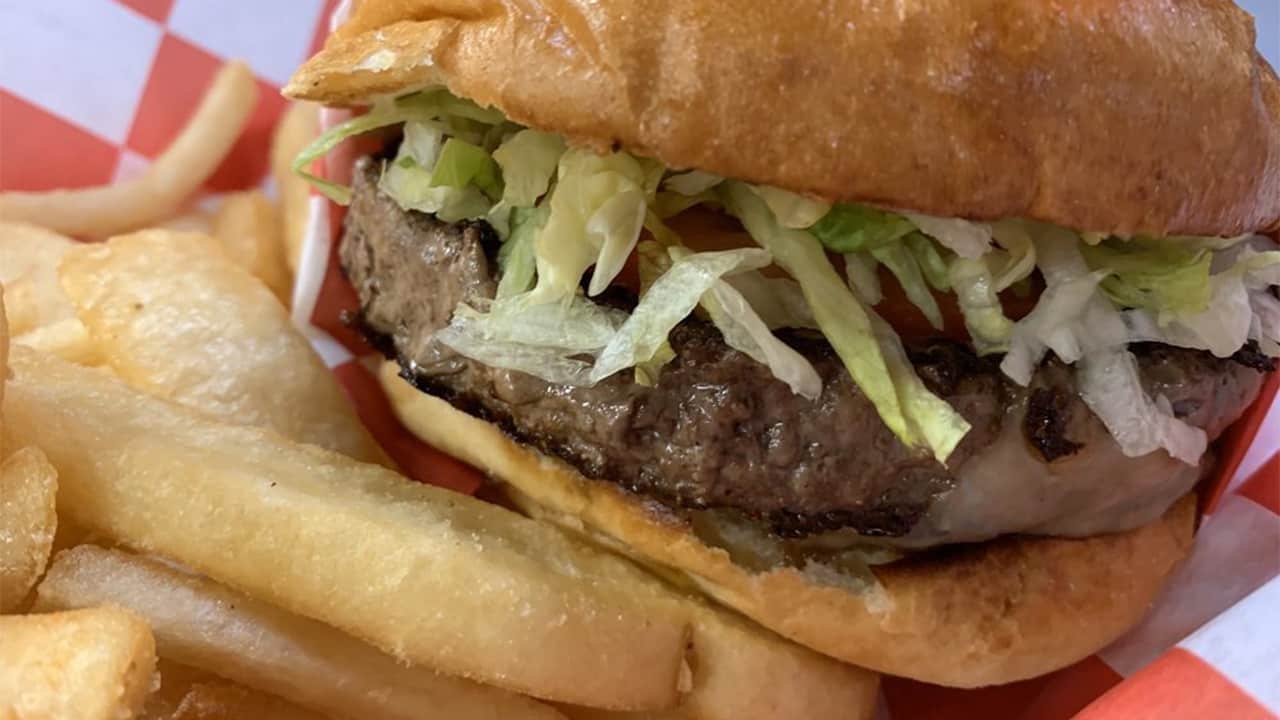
[379,361,1196,688]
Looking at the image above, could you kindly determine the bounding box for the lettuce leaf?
[496,205,548,299]
[590,247,772,382]
[906,233,951,291]
[493,129,564,207]
[664,171,723,196]
[902,213,991,259]
[871,242,944,329]
[722,181,970,464]
[531,149,648,301]
[1081,239,1213,316]
[380,153,491,223]
[668,246,823,399]
[989,220,1038,291]
[809,204,916,254]
[949,257,1013,355]
[429,137,501,200]
[1077,347,1207,464]
[750,185,831,229]
[292,89,501,204]
[842,252,882,305]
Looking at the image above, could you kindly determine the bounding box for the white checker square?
[1180,578,1280,712]
[167,0,327,86]
[111,147,151,183]
[0,0,162,144]
[1100,494,1280,677]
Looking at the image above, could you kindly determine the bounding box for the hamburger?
[286,0,1280,687]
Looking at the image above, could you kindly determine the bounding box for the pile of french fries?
[0,63,877,720]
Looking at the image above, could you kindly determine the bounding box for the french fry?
[36,545,566,720]
[0,607,157,720]
[271,101,320,273]
[59,230,385,464]
[140,661,326,720]
[164,681,329,720]
[14,317,102,366]
[1,284,6,415]
[0,446,58,612]
[381,363,882,720]
[4,347,691,711]
[155,207,217,235]
[140,660,213,720]
[0,62,256,237]
[0,221,76,335]
[212,190,291,303]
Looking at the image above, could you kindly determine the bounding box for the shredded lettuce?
[591,248,772,382]
[493,130,565,207]
[871,242,944,329]
[669,247,823,399]
[496,205,548,299]
[950,257,1014,355]
[724,272,818,330]
[1001,228,1120,385]
[664,171,723,196]
[749,185,831,229]
[531,149,648,301]
[435,296,625,386]
[722,181,970,463]
[1004,232,1206,463]
[1081,239,1213,316]
[989,221,1038,291]
[1114,246,1280,357]
[380,155,491,223]
[1078,348,1208,464]
[842,252,882,305]
[901,213,991,259]
[293,89,502,204]
[809,204,915,253]
[426,137,501,200]
[906,233,951,291]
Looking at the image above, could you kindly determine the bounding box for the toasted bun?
[287,0,1280,237]
[379,361,1195,687]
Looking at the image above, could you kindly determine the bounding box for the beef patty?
[341,158,1268,544]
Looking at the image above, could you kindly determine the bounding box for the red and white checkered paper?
[2,2,1277,717]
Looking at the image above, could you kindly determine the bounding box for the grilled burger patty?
[342,158,1268,546]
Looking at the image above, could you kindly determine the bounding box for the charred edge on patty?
[339,157,1270,544]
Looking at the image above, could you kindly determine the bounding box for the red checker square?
[126,33,286,192]
[1076,648,1273,720]
[116,0,174,23]
[0,91,120,193]
[882,656,1122,720]
[1238,452,1280,515]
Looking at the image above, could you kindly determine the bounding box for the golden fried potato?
[5,348,690,711]
[36,545,566,720]
[0,221,76,335]
[165,682,328,720]
[0,607,157,720]
[14,317,102,366]
[58,230,385,464]
[0,63,256,237]
[382,362,882,720]
[0,446,58,612]
[212,191,291,303]
[139,660,326,720]
[271,101,320,273]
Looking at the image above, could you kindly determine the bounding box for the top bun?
[286,0,1280,238]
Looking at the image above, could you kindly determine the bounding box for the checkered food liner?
[2,2,1276,718]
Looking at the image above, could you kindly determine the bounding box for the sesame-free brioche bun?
[378,362,1196,687]
[286,0,1280,238]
